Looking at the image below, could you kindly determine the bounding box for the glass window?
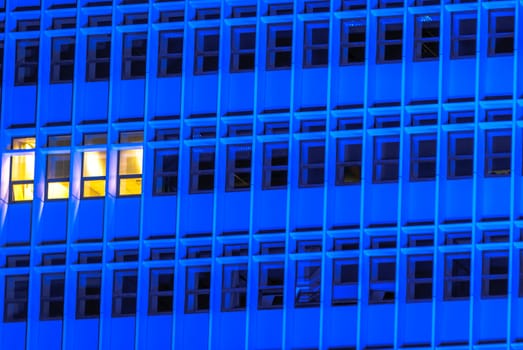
[407,255,433,302]
[47,153,70,200]
[154,149,178,195]
[303,21,329,68]
[123,12,148,25]
[223,244,248,257]
[48,135,71,147]
[4,275,29,322]
[377,17,402,63]
[488,10,514,56]
[52,17,76,29]
[83,133,107,145]
[195,8,220,20]
[232,6,257,18]
[76,271,101,318]
[222,264,247,311]
[17,19,40,31]
[158,30,183,77]
[451,12,476,59]
[122,32,147,79]
[340,19,365,65]
[485,129,511,177]
[445,232,472,245]
[268,3,293,15]
[295,260,321,307]
[486,109,512,122]
[482,251,508,298]
[15,39,39,85]
[336,138,362,185]
[112,270,137,317]
[369,257,396,304]
[412,113,437,126]
[190,147,215,193]
[410,134,437,181]
[185,266,211,313]
[42,253,66,266]
[260,241,285,255]
[267,23,292,70]
[444,253,470,300]
[10,137,36,202]
[375,115,400,128]
[118,148,143,196]
[114,249,138,262]
[483,230,509,243]
[82,151,106,198]
[150,247,175,260]
[86,35,111,81]
[414,15,439,61]
[159,10,184,23]
[119,131,144,143]
[88,15,112,27]
[373,136,400,183]
[231,26,256,72]
[341,0,366,10]
[304,0,330,13]
[226,144,252,191]
[448,132,473,178]
[78,251,102,264]
[258,262,284,309]
[333,238,359,251]
[263,143,288,189]
[149,268,174,315]
[332,259,358,305]
[40,273,65,320]
[50,37,75,83]
[194,28,219,74]
[300,140,325,187]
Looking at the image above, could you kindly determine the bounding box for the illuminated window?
[82,151,106,198]
[10,137,36,202]
[47,153,70,200]
[118,149,143,196]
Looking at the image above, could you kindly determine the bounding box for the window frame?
[185,265,211,313]
[332,258,358,305]
[40,273,65,320]
[299,140,326,187]
[15,39,39,85]
[112,269,138,317]
[194,27,220,75]
[221,264,248,312]
[50,36,75,83]
[117,148,143,197]
[336,138,362,185]
[451,12,477,59]
[262,142,288,189]
[226,144,252,192]
[121,32,147,80]
[258,261,284,309]
[266,23,293,70]
[487,9,514,57]
[373,135,400,183]
[86,34,111,82]
[447,131,474,179]
[406,255,433,302]
[148,268,174,315]
[4,274,29,322]
[376,16,403,64]
[444,253,471,301]
[153,148,179,196]
[76,270,102,319]
[303,21,329,68]
[190,146,215,194]
[368,256,396,304]
[481,251,509,298]
[158,30,183,77]
[485,129,511,177]
[413,14,440,61]
[410,133,437,181]
[295,260,321,308]
[230,25,256,72]
[340,19,366,66]
[81,150,107,198]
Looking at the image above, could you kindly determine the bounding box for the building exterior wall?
[0,0,522,349]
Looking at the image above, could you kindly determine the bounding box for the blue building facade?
[0,0,522,349]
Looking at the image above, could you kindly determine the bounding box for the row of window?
[9,9,514,84]
[7,128,514,201]
[4,251,523,321]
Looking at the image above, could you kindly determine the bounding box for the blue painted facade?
[0,0,522,349]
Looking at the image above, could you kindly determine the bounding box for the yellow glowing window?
[82,151,106,198]
[47,154,70,200]
[10,137,36,202]
[118,149,143,196]
[12,137,36,150]
[11,154,35,202]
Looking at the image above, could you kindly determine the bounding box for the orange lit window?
[10,137,36,202]
[47,153,70,200]
[82,151,106,198]
[118,149,142,196]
